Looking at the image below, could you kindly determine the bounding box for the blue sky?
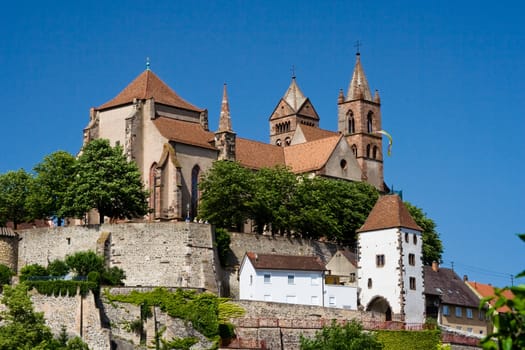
[1,1,523,286]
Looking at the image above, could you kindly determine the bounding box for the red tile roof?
[236,138,285,170]
[153,117,217,150]
[97,70,203,112]
[283,135,341,173]
[246,252,325,271]
[467,281,514,312]
[298,124,338,142]
[357,194,422,233]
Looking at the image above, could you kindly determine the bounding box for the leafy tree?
[47,259,70,277]
[0,169,33,229]
[65,251,104,277]
[61,139,148,224]
[0,264,14,287]
[199,161,254,230]
[404,202,443,265]
[300,319,383,350]
[101,266,126,286]
[28,151,76,226]
[20,263,48,282]
[481,234,525,350]
[215,228,231,267]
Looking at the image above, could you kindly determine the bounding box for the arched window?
[367,111,373,133]
[373,146,378,159]
[276,139,282,146]
[347,110,355,134]
[191,165,201,220]
[366,144,371,158]
[351,144,357,157]
[285,137,291,146]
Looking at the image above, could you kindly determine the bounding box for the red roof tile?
[298,124,338,142]
[467,281,514,312]
[246,252,325,271]
[357,194,422,233]
[236,138,285,169]
[284,135,341,173]
[97,70,203,112]
[153,117,217,150]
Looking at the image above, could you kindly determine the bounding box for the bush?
[65,251,104,277]
[20,263,48,282]
[87,271,100,283]
[0,264,14,286]
[215,228,231,267]
[47,259,69,277]
[101,266,126,286]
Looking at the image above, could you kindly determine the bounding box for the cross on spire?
[291,65,296,79]
[354,40,362,55]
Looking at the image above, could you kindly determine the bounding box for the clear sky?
[1,1,523,287]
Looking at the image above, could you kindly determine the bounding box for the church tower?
[357,194,425,325]
[338,53,384,191]
[215,84,236,161]
[269,76,320,147]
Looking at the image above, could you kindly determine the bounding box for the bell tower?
[338,53,384,191]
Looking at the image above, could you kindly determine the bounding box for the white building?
[239,252,357,308]
[357,194,426,325]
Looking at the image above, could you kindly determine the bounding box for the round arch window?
[340,159,347,169]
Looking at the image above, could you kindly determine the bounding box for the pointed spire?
[338,89,344,104]
[283,77,307,112]
[347,53,372,101]
[373,89,381,104]
[218,83,232,132]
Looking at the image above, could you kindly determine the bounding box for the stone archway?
[366,296,393,321]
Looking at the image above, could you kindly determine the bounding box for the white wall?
[324,285,358,310]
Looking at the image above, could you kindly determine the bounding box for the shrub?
[0,264,14,286]
[47,259,69,277]
[65,251,104,277]
[19,263,48,282]
[215,228,231,267]
[101,266,126,286]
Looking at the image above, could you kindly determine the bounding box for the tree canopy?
[404,202,443,265]
[199,161,379,245]
[0,169,33,228]
[62,139,149,224]
[300,320,383,350]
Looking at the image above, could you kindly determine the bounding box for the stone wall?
[0,234,18,272]
[17,222,220,292]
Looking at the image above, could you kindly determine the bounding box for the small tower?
[357,195,425,325]
[338,53,384,191]
[215,84,236,161]
[269,76,320,147]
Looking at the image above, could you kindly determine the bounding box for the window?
[311,296,319,305]
[455,306,462,317]
[340,159,347,169]
[467,327,473,333]
[376,254,385,267]
[311,275,320,286]
[349,273,356,282]
[250,275,253,285]
[368,278,372,289]
[264,273,271,284]
[351,144,357,157]
[466,308,473,319]
[413,235,417,244]
[443,305,450,316]
[479,310,485,320]
[288,274,295,285]
[372,146,378,159]
[405,233,409,243]
[367,112,373,133]
[329,296,336,307]
[409,277,416,290]
[286,295,297,303]
[366,144,371,158]
[348,111,355,134]
[408,254,415,266]
[264,294,271,301]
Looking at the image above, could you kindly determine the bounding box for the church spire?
[218,83,232,132]
[283,76,307,112]
[347,53,373,101]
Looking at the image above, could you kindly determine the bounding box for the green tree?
[199,161,254,230]
[29,151,76,226]
[481,234,525,350]
[300,320,383,350]
[65,251,104,277]
[0,264,14,287]
[404,202,443,265]
[20,263,48,282]
[47,259,70,277]
[0,169,33,229]
[61,139,148,224]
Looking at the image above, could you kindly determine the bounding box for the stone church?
[82,53,385,223]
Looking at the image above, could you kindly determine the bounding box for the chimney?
[432,261,439,272]
[463,275,468,282]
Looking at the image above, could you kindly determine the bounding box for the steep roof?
[217,83,232,132]
[97,70,203,112]
[467,281,514,312]
[357,194,422,233]
[283,77,307,112]
[424,266,481,308]
[284,135,341,173]
[236,138,285,169]
[347,53,373,101]
[296,124,338,143]
[152,117,216,150]
[246,252,325,271]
